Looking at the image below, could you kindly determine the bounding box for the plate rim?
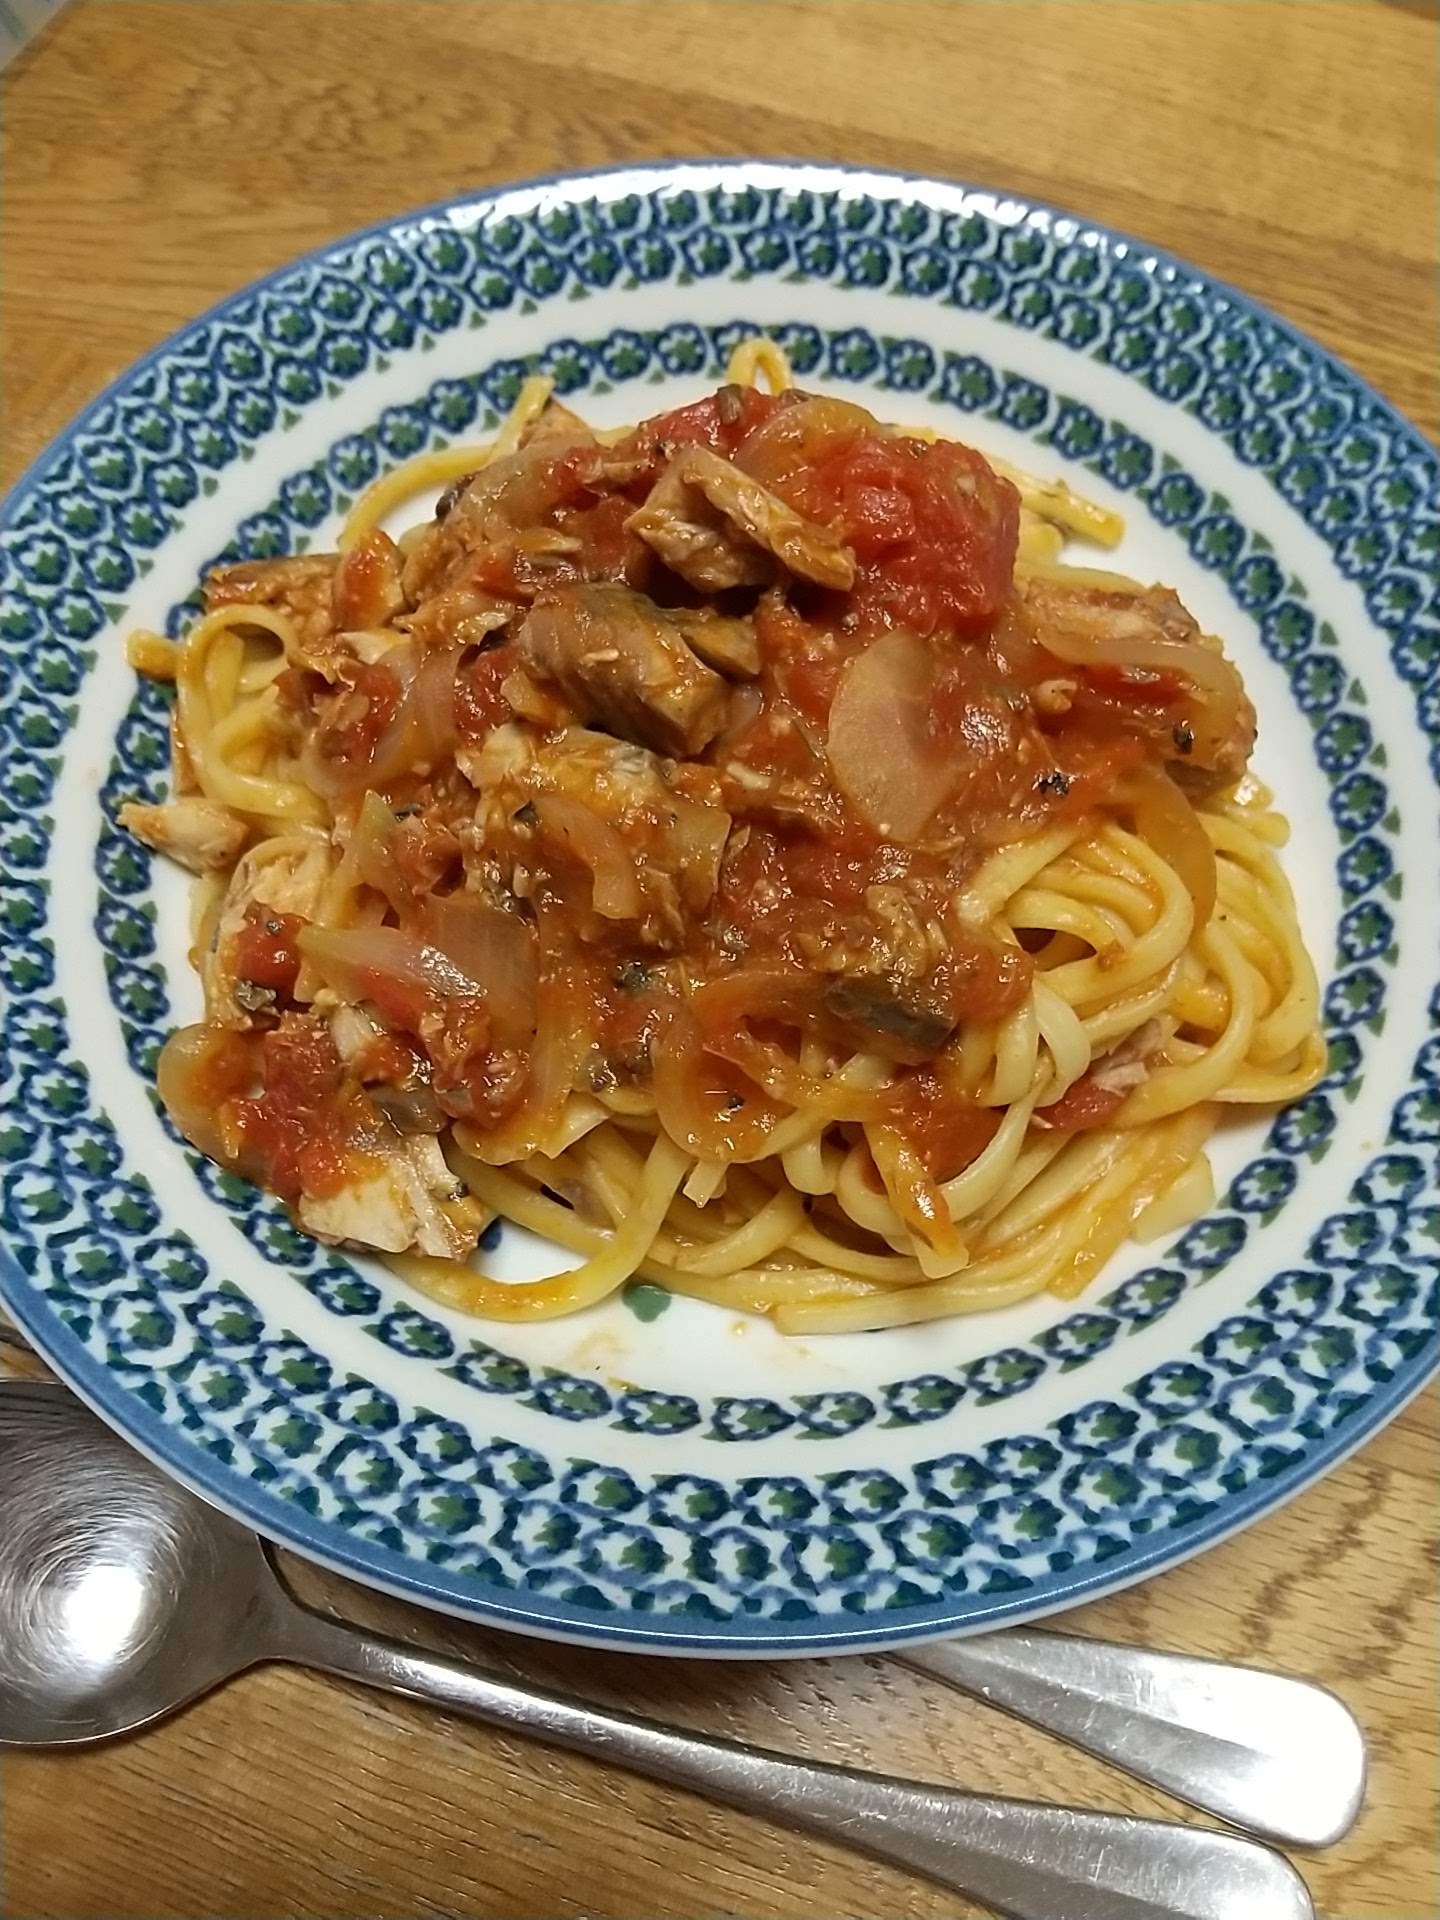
[4,1262,1437,1655]
[2,155,1436,1655]
[4,154,1433,514]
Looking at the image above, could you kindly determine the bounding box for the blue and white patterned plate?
[2,162,1436,1655]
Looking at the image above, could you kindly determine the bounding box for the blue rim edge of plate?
[4,1261,1439,1655]
[1,158,1436,1655]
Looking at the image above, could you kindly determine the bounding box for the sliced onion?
[1033,611,1241,706]
[1024,578,1247,763]
[351,790,408,911]
[332,529,404,631]
[362,642,460,787]
[412,643,462,753]
[868,1121,964,1260]
[691,968,828,1107]
[691,966,822,1034]
[369,1080,445,1135]
[298,924,479,1031]
[532,793,643,919]
[304,643,462,799]
[737,394,877,494]
[446,435,586,537]
[650,1001,785,1163]
[666,797,732,910]
[826,628,963,841]
[420,893,537,1042]
[156,1024,262,1176]
[1125,765,1217,928]
[463,955,588,1163]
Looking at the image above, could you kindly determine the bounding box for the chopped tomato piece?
[232,1017,359,1199]
[316,660,401,767]
[454,640,517,742]
[231,907,304,997]
[782,432,1020,634]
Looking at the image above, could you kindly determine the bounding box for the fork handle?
[273,1600,1311,1920]
[901,1629,1366,1849]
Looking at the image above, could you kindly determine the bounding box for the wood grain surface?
[1,3,1437,1916]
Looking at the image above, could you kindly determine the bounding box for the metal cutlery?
[901,1628,1363,1849]
[0,1379,1320,1918]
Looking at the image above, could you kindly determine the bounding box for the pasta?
[120,339,1325,1333]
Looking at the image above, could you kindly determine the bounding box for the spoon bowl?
[0,1379,274,1744]
[0,1380,1319,1920]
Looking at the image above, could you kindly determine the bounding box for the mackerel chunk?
[517,582,731,757]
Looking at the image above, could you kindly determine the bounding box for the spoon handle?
[900,1630,1365,1850]
[276,1603,1311,1920]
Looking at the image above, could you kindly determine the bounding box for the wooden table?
[2,3,1437,1915]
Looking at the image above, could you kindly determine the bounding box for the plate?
[2,161,1436,1655]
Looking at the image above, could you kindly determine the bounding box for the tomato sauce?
[232,907,303,998]
[555,492,642,578]
[316,660,401,768]
[880,1071,1002,1182]
[454,640,518,742]
[180,382,1241,1209]
[623,386,785,468]
[232,1018,363,1199]
[344,964,432,1037]
[776,430,1018,635]
[594,964,670,1082]
[333,529,403,630]
[934,928,1033,1025]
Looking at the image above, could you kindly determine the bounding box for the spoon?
[899,1633,1364,1851]
[0,1381,1314,1920]
[0,1356,1363,1849]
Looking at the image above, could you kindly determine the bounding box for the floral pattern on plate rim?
[0,162,1435,1651]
